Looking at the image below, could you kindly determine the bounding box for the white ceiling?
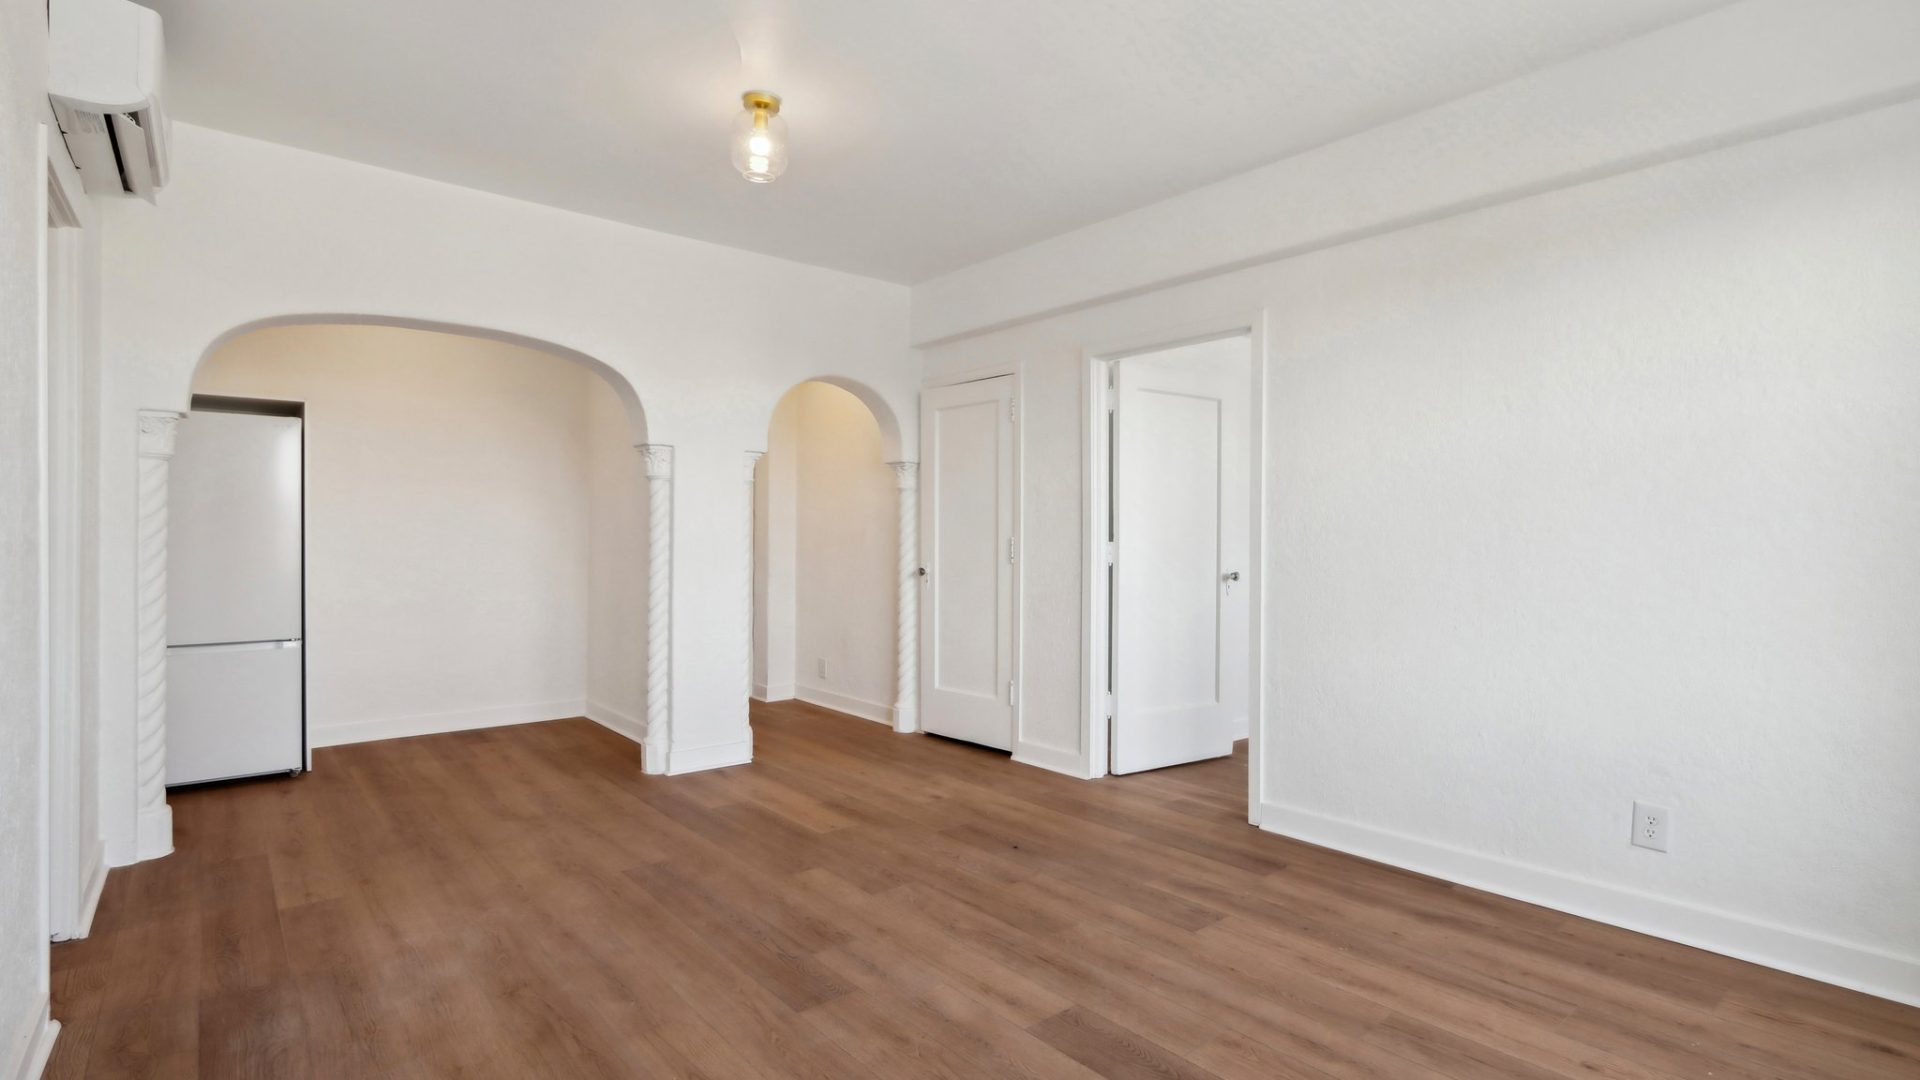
[146,0,1729,282]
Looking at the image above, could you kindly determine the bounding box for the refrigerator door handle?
[168,639,302,653]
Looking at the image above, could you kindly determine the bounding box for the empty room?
[4,1,1917,1077]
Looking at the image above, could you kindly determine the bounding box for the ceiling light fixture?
[732,91,788,184]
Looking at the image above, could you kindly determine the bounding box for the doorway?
[1088,329,1265,816]
[752,380,904,727]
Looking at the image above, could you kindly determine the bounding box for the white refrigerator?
[166,406,306,785]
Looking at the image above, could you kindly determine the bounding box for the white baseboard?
[754,681,796,702]
[584,699,645,745]
[310,699,587,748]
[795,684,891,725]
[74,843,107,939]
[5,1000,57,1080]
[134,803,172,862]
[1260,801,1920,1008]
[667,736,754,774]
[1013,740,1096,779]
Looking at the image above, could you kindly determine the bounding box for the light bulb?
[732,91,788,183]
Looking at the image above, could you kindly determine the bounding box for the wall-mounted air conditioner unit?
[48,0,171,201]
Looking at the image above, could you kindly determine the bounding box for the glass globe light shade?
[731,95,788,183]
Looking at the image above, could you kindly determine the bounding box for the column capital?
[886,460,919,490]
[638,443,674,479]
[745,449,764,482]
[137,409,186,459]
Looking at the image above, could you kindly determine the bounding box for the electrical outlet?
[1631,801,1669,852]
[817,658,828,679]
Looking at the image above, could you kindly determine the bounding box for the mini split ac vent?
[48,0,172,200]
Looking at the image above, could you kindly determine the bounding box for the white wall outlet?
[1631,801,1670,852]
[817,657,828,679]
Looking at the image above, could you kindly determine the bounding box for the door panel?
[1112,342,1249,774]
[921,376,1015,750]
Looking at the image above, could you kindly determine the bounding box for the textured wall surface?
[919,98,1920,997]
[195,323,638,742]
[95,122,913,858]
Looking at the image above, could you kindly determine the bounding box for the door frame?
[919,363,1023,756]
[1082,311,1270,824]
[45,121,103,943]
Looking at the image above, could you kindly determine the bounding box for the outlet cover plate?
[1632,801,1669,852]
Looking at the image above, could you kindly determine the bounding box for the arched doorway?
[130,317,661,858]
[750,379,918,733]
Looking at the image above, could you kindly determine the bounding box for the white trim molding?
[666,738,753,774]
[51,842,109,943]
[134,409,184,861]
[5,1001,57,1080]
[1261,801,1920,1008]
[74,845,108,940]
[308,700,587,748]
[638,444,673,774]
[886,460,920,733]
[753,682,795,702]
[795,684,892,726]
[585,699,645,745]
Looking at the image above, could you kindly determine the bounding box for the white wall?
[93,121,914,863]
[752,394,798,700]
[586,376,649,740]
[0,0,48,1070]
[793,383,898,720]
[917,99,1920,1003]
[194,323,639,745]
[753,382,899,722]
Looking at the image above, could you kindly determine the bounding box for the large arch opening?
[750,378,917,734]
[134,317,661,851]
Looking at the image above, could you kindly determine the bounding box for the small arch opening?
[750,380,903,730]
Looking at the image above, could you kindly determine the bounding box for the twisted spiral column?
[135,410,184,860]
[887,461,920,733]
[640,445,674,774]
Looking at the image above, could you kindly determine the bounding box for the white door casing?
[1110,343,1250,774]
[920,376,1016,750]
[45,136,97,939]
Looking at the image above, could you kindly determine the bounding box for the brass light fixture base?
[741,90,781,116]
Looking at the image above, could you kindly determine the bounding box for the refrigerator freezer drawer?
[166,640,304,786]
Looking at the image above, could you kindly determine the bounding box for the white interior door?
[920,376,1015,750]
[1111,342,1249,774]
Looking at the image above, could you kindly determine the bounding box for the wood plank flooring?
[48,700,1920,1078]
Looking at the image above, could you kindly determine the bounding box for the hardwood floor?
[49,700,1920,1079]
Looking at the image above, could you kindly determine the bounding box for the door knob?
[1222,571,1241,582]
